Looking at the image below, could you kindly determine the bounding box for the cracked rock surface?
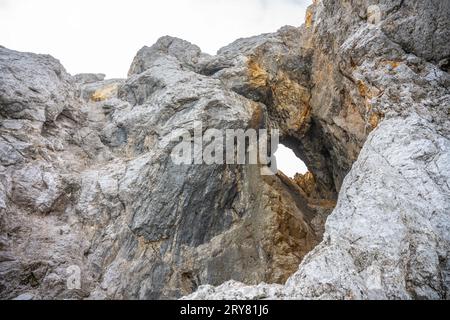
[1,0,449,300]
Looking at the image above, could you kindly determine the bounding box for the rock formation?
[1,0,449,300]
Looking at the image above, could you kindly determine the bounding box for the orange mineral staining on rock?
[247,58,269,88]
[91,83,119,102]
[305,9,313,28]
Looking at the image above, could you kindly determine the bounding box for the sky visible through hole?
[274,144,308,178]
[0,0,310,78]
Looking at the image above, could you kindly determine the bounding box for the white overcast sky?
[0,0,310,176]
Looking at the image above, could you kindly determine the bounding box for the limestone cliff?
[1,0,449,300]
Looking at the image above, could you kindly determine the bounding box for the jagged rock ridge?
[1,0,449,300]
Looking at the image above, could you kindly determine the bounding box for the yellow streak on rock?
[305,9,313,28]
[271,72,311,132]
[91,83,119,102]
[357,80,369,98]
[388,61,400,69]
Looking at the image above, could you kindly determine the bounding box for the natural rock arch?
[0,0,449,300]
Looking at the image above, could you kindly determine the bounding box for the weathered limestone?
[1,0,449,300]
[186,0,450,300]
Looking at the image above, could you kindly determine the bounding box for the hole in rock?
[274,143,308,178]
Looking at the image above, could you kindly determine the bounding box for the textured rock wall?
[1,0,449,300]
[0,36,327,299]
[186,0,450,300]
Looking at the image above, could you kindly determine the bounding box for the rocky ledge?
[1,0,449,300]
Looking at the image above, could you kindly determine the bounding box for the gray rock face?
[190,114,450,300]
[1,0,449,300]
[380,0,450,68]
[73,73,106,84]
[0,47,77,123]
[128,36,210,76]
[283,115,450,299]
[186,0,450,300]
